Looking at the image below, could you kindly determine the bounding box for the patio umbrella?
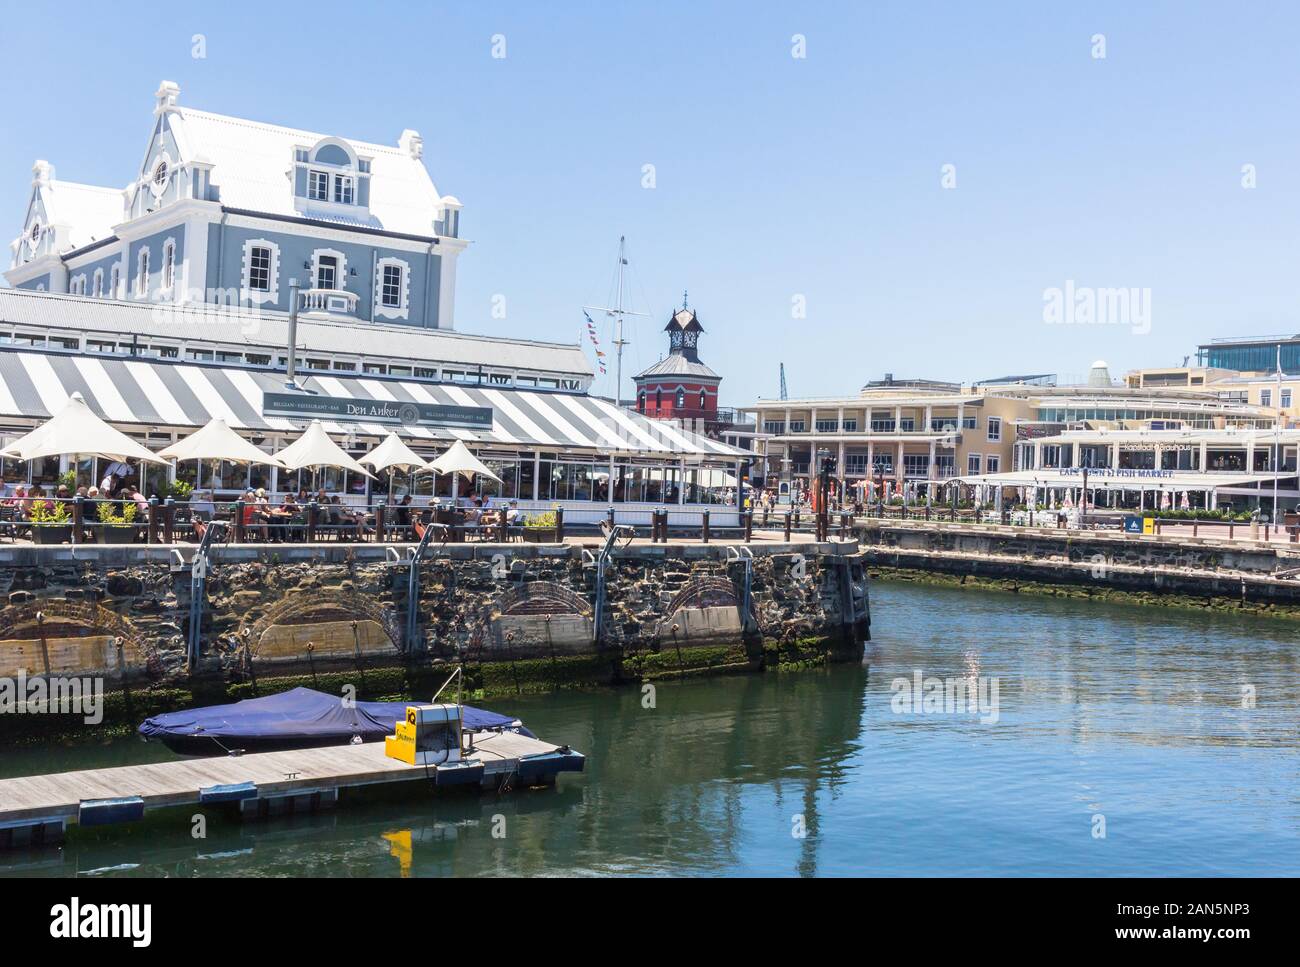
[1181,490,1191,510]
[360,431,430,499]
[1,391,169,467]
[159,418,284,468]
[427,439,503,483]
[159,418,284,497]
[274,420,375,485]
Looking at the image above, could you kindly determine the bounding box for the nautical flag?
[583,310,606,372]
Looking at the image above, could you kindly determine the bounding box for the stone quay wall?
[857,519,1300,607]
[0,540,868,740]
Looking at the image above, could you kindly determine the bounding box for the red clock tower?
[633,302,721,426]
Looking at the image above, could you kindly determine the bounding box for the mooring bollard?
[71,496,83,545]
[745,510,754,543]
[784,511,792,541]
[555,506,565,541]
[375,503,386,543]
[305,502,316,543]
[147,496,159,544]
[702,509,711,543]
[233,500,246,543]
[163,498,175,544]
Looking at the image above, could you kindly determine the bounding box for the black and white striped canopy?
[0,349,744,458]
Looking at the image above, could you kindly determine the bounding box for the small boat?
[139,687,532,756]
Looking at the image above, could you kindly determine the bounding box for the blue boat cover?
[139,687,524,745]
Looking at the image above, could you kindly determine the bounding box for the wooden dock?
[0,731,583,848]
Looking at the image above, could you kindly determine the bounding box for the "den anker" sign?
[262,392,493,429]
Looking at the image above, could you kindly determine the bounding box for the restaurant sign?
[262,391,494,429]
[1057,468,1174,479]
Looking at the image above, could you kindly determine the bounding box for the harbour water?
[2,581,1297,877]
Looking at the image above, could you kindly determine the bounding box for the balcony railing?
[299,288,359,315]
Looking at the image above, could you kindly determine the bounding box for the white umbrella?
[361,431,431,502]
[1181,490,1190,510]
[274,420,374,477]
[428,439,503,483]
[360,432,429,474]
[0,392,168,465]
[158,418,284,467]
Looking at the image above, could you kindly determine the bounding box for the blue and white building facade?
[7,81,465,330]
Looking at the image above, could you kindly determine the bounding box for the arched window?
[110,264,120,299]
[655,388,662,411]
[92,268,104,298]
[638,392,645,413]
[699,389,706,410]
[676,389,685,410]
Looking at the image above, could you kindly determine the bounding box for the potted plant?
[521,510,558,543]
[29,500,73,545]
[96,501,139,544]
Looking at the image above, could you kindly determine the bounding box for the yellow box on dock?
[384,707,420,764]
[1142,517,1155,536]
[384,704,461,766]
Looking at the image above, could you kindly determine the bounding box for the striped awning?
[0,349,744,459]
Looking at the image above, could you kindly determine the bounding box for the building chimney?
[155,80,180,112]
[399,129,423,159]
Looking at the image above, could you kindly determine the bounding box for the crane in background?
[779,362,788,400]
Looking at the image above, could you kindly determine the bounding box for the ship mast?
[584,236,647,406]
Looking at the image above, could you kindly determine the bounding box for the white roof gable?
[38,179,123,252]
[172,107,446,237]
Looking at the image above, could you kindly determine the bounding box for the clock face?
[684,331,697,347]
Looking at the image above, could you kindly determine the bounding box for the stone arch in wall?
[656,575,752,642]
[0,601,149,678]
[242,589,402,664]
[489,580,593,656]
[496,581,594,618]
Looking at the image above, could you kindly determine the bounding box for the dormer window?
[153,160,168,186]
[308,170,329,201]
[29,222,40,246]
[333,175,354,204]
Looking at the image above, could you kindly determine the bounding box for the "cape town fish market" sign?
[262,391,493,430]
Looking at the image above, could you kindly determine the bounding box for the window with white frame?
[161,239,176,294]
[1261,389,1272,407]
[110,264,120,299]
[333,175,354,204]
[136,247,150,296]
[70,275,86,295]
[986,455,1000,473]
[967,453,982,474]
[241,239,280,303]
[1284,389,1293,408]
[308,171,329,201]
[381,264,402,306]
[987,416,1001,442]
[92,268,104,298]
[313,250,343,291]
[375,258,409,319]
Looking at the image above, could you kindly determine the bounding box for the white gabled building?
[8,80,466,330]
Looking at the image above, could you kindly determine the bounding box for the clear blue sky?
[3,1,1299,405]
